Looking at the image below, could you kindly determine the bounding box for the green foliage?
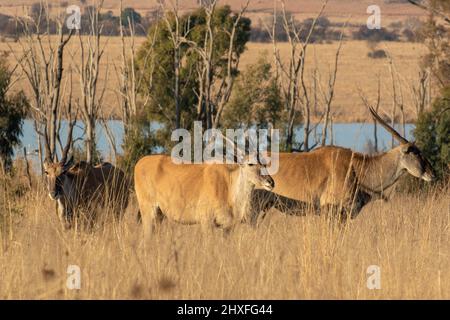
[118,114,159,174]
[222,55,284,130]
[414,87,450,180]
[121,7,141,27]
[0,56,28,172]
[135,5,251,150]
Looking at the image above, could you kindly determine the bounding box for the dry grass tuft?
[0,182,448,299]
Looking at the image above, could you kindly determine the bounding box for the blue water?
[17,120,415,163]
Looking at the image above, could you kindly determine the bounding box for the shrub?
[0,57,29,172]
[119,115,158,175]
[352,26,399,42]
[368,49,387,59]
[414,88,450,181]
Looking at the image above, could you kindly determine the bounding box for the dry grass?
[0,179,448,299]
[242,41,428,122]
[0,0,429,123]
[2,38,427,123]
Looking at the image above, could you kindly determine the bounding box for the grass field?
[0,0,447,301]
[0,178,448,299]
[2,39,428,122]
[0,0,430,122]
[0,0,426,21]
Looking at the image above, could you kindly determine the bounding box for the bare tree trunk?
[212,0,249,129]
[359,77,381,154]
[320,27,345,146]
[34,121,44,175]
[23,147,32,190]
[388,56,397,148]
[12,8,74,164]
[268,0,328,151]
[76,1,107,164]
[85,118,96,163]
[160,0,184,130]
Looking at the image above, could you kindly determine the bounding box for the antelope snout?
[422,171,435,182]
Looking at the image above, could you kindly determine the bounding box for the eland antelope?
[134,137,275,238]
[43,128,130,229]
[265,106,435,220]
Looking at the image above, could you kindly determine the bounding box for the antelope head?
[43,121,75,200]
[368,106,435,182]
[44,156,74,201]
[222,133,275,191]
[239,156,275,191]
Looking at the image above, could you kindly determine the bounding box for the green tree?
[222,55,284,130]
[119,114,159,173]
[409,0,450,181]
[135,5,251,151]
[121,7,141,27]
[414,88,450,180]
[0,57,28,172]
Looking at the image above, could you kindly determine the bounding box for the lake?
[17,120,415,163]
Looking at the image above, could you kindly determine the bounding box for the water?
[17,120,415,163]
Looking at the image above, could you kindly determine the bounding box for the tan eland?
[134,138,275,238]
[261,105,435,221]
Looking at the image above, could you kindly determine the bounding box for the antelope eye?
[44,171,49,175]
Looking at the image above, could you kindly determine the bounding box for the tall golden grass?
[0,174,448,299]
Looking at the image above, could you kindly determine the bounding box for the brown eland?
[43,124,130,229]
[259,105,435,221]
[134,136,275,238]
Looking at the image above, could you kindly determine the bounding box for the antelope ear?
[401,144,411,154]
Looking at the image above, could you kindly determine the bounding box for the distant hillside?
[0,0,426,20]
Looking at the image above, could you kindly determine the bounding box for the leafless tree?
[266,0,328,151]
[410,70,432,116]
[407,0,450,24]
[359,78,381,153]
[11,2,74,171]
[73,1,108,164]
[384,50,407,145]
[179,0,250,130]
[159,0,190,130]
[319,24,346,146]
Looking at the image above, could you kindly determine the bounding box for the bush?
[222,55,285,129]
[250,16,342,43]
[119,115,159,174]
[121,7,142,27]
[414,88,450,181]
[368,49,387,59]
[352,26,399,42]
[0,56,29,172]
[0,13,23,38]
